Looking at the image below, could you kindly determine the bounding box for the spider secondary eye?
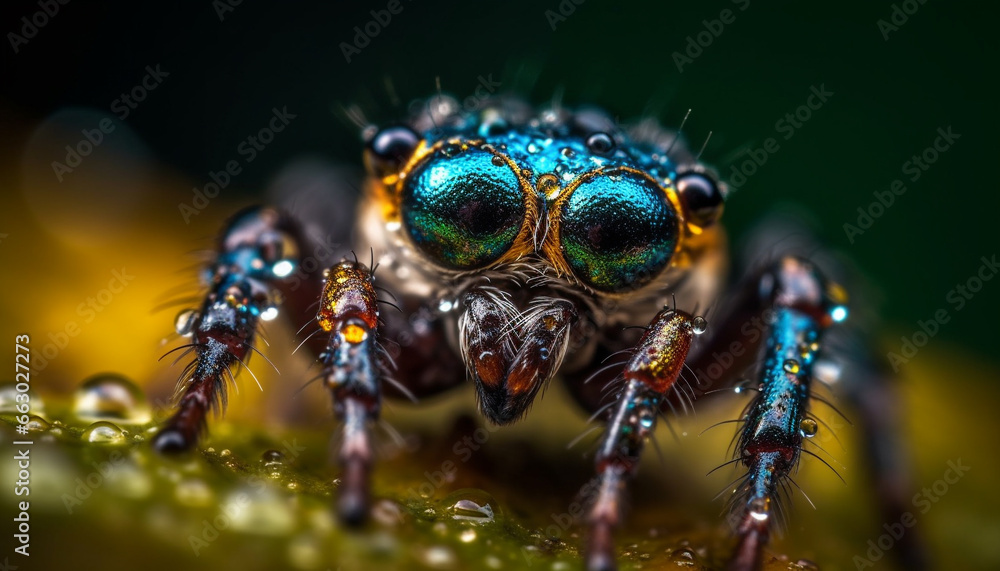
[675,171,724,229]
[401,147,525,270]
[364,125,420,178]
[559,169,679,292]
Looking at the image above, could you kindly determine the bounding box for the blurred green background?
[2,1,999,570]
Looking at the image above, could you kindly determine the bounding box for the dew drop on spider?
[260,305,279,321]
[174,308,198,336]
[691,316,708,335]
[749,498,771,522]
[800,418,819,438]
[783,359,801,374]
[83,421,127,444]
[73,373,152,424]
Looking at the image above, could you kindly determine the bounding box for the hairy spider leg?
[153,206,307,453]
[316,261,383,525]
[584,308,700,571]
[726,257,844,571]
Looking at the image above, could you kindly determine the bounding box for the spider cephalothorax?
[359,98,726,425]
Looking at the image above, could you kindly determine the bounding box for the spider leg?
[153,206,311,453]
[583,308,702,571]
[724,256,845,571]
[315,260,384,525]
[831,328,931,570]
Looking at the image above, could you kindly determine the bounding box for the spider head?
[365,118,725,297]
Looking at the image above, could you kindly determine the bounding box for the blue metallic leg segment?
[726,257,846,571]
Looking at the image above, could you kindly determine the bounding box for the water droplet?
[491,155,505,167]
[527,142,540,154]
[423,545,456,567]
[175,309,199,336]
[748,497,770,521]
[227,488,295,535]
[84,421,127,444]
[691,316,708,335]
[459,528,477,543]
[444,488,497,523]
[671,547,697,566]
[261,449,285,463]
[24,415,50,432]
[175,477,214,507]
[830,305,848,323]
[783,359,801,374]
[73,373,152,424]
[537,174,560,197]
[272,259,295,277]
[639,416,654,430]
[800,418,819,438]
[560,147,576,158]
[0,382,44,415]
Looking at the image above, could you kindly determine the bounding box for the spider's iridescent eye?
[401,147,525,270]
[559,170,679,292]
[364,125,420,178]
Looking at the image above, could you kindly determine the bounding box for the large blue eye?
[559,170,679,292]
[401,147,526,270]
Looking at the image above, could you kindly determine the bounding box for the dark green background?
[4,0,998,361]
